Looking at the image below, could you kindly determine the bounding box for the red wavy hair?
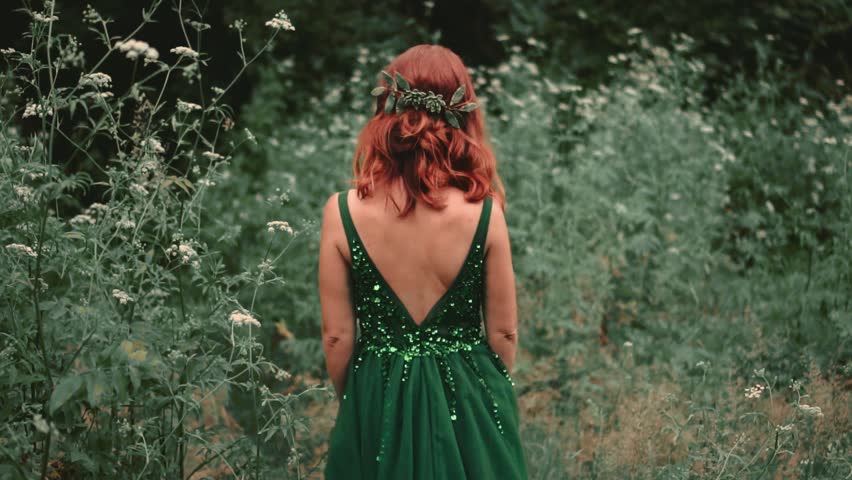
[350,44,506,217]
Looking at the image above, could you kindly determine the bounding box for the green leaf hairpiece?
[370,70,479,128]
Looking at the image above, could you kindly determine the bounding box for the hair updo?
[351,44,505,217]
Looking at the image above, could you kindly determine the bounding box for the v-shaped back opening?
[338,189,492,329]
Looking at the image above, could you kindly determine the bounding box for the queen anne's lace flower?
[112,289,134,304]
[170,46,199,59]
[70,214,96,225]
[32,12,59,23]
[166,243,200,268]
[114,39,159,64]
[229,310,261,328]
[78,72,112,88]
[267,221,294,235]
[265,11,295,31]
[5,243,38,258]
[177,99,202,113]
[798,404,824,417]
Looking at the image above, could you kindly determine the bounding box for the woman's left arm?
[318,192,356,398]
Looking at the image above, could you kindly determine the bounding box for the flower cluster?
[5,243,38,258]
[744,384,765,399]
[267,220,294,235]
[177,99,202,113]
[78,72,112,89]
[170,46,199,59]
[114,39,159,64]
[165,243,200,268]
[22,101,53,118]
[32,12,59,23]
[112,289,134,304]
[265,11,295,31]
[229,310,261,328]
[798,404,824,418]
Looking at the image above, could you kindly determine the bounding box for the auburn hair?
[350,44,506,217]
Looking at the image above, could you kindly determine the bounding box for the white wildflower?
[627,27,642,36]
[197,178,216,187]
[798,404,824,417]
[145,137,165,154]
[614,202,627,214]
[83,5,102,24]
[229,310,261,328]
[32,12,59,23]
[14,185,34,202]
[1,47,17,55]
[166,243,200,268]
[70,214,96,225]
[496,33,509,42]
[22,101,52,119]
[112,289,134,304]
[265,10,295,31]
[5,243,38,258]
[623,341,633,347]
[244,127,257,145]
[822,136,837,145]
[274,367,292,381]
[756,229,767,239]
[170,46,199,58]
[670,192,681,201]
[33,414,50,434]
[116,218,136,230]
[176,99,202,113]
[201,151,224,161]
[114,39,159,64]
[765,200,775,213]
[78,72,112,89]
[776,423,795,432]
[267,221,294,235]
[129,183,149,195]
[744,384,765,399]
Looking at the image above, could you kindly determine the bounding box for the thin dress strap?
[472,195,493,251]
[337,190,358,249]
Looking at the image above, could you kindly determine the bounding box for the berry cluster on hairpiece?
[370,70,479,129]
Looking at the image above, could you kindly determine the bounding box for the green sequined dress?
[324,191,528,479]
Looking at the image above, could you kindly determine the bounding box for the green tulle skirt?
[324,340,528,479]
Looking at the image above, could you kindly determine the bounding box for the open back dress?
[324,190,528,479]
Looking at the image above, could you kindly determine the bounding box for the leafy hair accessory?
[370,70,479,128]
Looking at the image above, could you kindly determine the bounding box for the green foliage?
[0,3,323,478]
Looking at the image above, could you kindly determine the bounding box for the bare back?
[338,185,489,326]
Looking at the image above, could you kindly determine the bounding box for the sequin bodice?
[338,191,493,362]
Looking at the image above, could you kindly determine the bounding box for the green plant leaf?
[458,102,479,112]
[450,85,465,105]
[395,72,410,91]
[49,375,83,414]
[444,110,460,128]
[381,70,394,88]
[370,86,386,96]
[384,95,396,113]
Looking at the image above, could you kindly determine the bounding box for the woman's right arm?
[482,201,519,373]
